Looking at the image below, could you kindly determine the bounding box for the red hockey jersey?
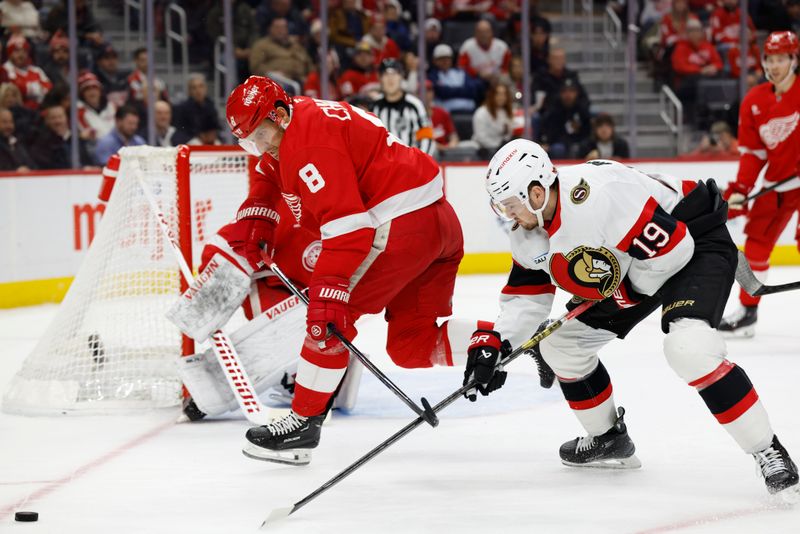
[736,78,800,189]
[709,7,755,46]
[1,60,51,109]
[265,97,443,283]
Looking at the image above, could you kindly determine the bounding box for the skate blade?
[561,454,642,470]
[719,326,755,339]
[242,443,312,466]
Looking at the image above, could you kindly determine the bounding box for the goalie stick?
[258,245,439,428]
[735,251,800,296]
[135,164,270,425]
[259,299,597,529]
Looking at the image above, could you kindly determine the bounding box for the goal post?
[3,145,255,416]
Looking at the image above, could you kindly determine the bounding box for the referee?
[371,59,434,155]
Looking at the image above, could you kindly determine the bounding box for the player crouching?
[463,139,798,498]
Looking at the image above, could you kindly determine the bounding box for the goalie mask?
[485,139,557,228]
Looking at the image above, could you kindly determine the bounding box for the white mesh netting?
[3,146,250,415]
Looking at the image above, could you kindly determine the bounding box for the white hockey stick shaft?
[136,169,270,424]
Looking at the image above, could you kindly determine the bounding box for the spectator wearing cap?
[371,58,434,155]
[0,35,52,110]
[428,43,482,113]
[76,71,116,144]
[42,32,70,89]
[458,19,512,82]
[93,45,129,106]
[671,18,722,107]
[423,79,459,155]
[94,105,145,166]
[207,0,257,82]
[472,82,515,158]
[384,0,412,52]
[577,113,630,160]
[29,104,94,169]
[424,18,443,64]
[539,78,592,160]
[0,106,33,171]
[688,120,738,157]
[249,17,313,83]
[532,47,589,115]
[172,73,221,146]
[303,50,342,100]
[329,0,369,50]
[154,100,176,147]
[187,114,221,146]
[363,14,401,68]
[44,0,103,48]
[337,40,380,98]
[0,0,40,38]
[0,82,34,142]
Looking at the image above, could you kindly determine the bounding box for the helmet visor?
[490,195,528,221]
[236,121,278,157]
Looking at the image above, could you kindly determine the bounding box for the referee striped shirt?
[371,92,435,155]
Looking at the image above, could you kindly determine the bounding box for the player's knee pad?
[663,318,726,383]
[538,320,615,379]
[386,316,439,369]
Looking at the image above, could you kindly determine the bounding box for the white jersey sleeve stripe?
[320,211,374,240]
[738,146,768,160]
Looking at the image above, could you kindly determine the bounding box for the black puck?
[14,511,38,522]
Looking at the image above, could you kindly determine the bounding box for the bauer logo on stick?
[549,246,621,300]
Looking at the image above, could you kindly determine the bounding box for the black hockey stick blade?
[420,397,439,427]
[735,251,800,296]
[260,506,294,529]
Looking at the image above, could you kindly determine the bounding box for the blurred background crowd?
[0,0,794,172]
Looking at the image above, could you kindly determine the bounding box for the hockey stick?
[136,169,271,425]
[258,245,439,428]
[735,250,800,296]
[260,299,597,529]
[745,175,798,202]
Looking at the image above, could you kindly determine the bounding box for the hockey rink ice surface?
[1,270,799,534]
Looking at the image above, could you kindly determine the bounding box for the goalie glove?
[463,329,511,402]
[528,319,556,389]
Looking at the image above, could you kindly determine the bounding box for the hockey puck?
[14,511,38,522]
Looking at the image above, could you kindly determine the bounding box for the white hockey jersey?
[495,160,698,348]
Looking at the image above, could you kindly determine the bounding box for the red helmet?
[763,31,799,57]
[226,76,290,139]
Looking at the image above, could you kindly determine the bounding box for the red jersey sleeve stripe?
[567,383,613,411]
[616,197,658,252]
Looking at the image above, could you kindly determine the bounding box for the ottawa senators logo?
[549,246,621,301]
[570,179,590,204]
[302,240,322,272]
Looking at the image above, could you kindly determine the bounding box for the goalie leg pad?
[166,252,252,341]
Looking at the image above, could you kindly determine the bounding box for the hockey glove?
[528,320,556,389]
[463,329,511,402]
[723,182,751,219]
[228,198,280,271]
[307,276,350,341]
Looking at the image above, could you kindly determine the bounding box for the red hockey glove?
[228,198,280,271]
[307,276,350,341]
[723,182,751,219]
[463,329,510,402]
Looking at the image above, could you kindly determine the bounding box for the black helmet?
[379,58,404,75]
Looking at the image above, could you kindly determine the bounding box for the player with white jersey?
[463,139,798,497]
[719,31,800,337]
[225,76,476,465]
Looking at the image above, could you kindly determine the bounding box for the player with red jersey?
[225,76,472,465]
[720,31,800,337]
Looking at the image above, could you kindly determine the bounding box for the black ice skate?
[181,396,206,421]
[559,407,642,469]
[753,435,799,500]
[718,306,758,338]
[242,410,325,466]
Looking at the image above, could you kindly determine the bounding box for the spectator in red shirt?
[363,14,401,67]
[671,19,723,109]
[0,35,52,110]
[458,19,511,82]
[337,40,380,98]
[304,50,342,100]
[659,0,699,49]
[728,42,763,81]
[709,0,756,47]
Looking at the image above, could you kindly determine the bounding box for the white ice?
[1,271,799,534]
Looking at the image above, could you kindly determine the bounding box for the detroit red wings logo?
[758,112,799,150]
[281,192,302,223]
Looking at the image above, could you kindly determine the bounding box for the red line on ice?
[0,418,174,520]
[634,505,779,533]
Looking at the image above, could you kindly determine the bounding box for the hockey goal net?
[3,145,254,415]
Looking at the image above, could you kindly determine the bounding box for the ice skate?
[559,407,642,469]
[718,306,757,338]
[242,410,325,466]
[753,435,799,501]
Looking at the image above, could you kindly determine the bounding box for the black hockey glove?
[463,329,511,402]
[528,319,556,389]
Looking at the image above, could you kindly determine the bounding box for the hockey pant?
[739,189,800,307]
[291,199,475,418]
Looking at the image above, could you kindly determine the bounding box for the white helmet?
[485,139,557,228]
